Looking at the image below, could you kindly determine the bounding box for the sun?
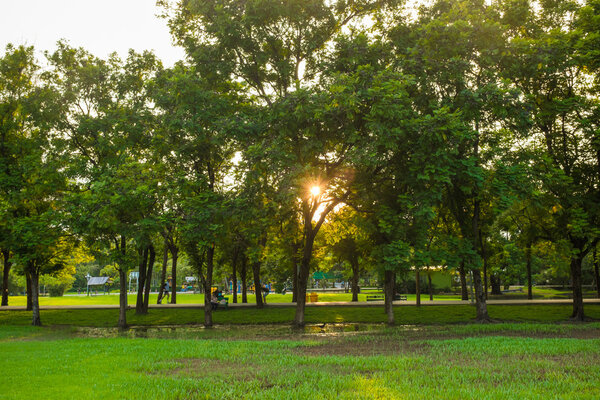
[310,186,321,197]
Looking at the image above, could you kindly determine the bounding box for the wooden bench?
[366,294,407,301]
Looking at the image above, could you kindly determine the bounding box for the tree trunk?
[30,266,41,326]
[232,249,238,304]
[170,247,178,304]
[118,268,128,329]
[526,241,533,300]
[482,252,488,300]
[384,269,395,325]
[472,268,489,321]
[204,245,215,327]
[26,271,32,311]
[157,244,168,304]
[293,231,315,327]
[241,255,248,303]
[415,269,421,306]
[490,274,502,295]
[136,246,149,314]
[2,249,11,306]
[292,260,298,302]
[570,254,585,321]
[142,244,155,313]
[428,272,433,301]
[459,262,468,300]
[593,247,600,299]
[252,260,264,308]
[351,259,359,302]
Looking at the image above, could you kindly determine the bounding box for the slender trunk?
[241,255,248,303]
[351,259,359,302]
[170,246,178,304]
[252,260,264,308]
[157,245,168,304]
[428,272,433,301]
[232,249,238,304]
[118,268,128,329]
[384,269,395,325]
[136,246,149,314]
[292,260,298,302]
[26,271,32,311]
[490,274,502,295]
[2,249,11,306]
[30,266,41,326]
[459,262,468,300]
[142,244,155,313]
[293,232,315,327]
[526,241,533,300]
[482,252,488,300]
[472,268,489,321]
[204,245,215,327]
[593,247,600,299]
[118,235,128,330]
[570,254,585,321]
[415,269,421,306]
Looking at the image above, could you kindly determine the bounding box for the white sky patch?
[0,0,185,66]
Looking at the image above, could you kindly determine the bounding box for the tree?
[500,0,599,320]
[48,43,162,328]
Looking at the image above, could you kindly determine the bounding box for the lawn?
[1,322,599,399]
[4,292,465,306]
[1,304,600,327]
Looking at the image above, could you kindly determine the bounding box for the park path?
[2,298,600,310]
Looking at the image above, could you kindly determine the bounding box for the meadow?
[1,320,599,399]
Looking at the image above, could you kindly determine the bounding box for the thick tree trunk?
[204,245,215,327]
[415,269,421,306]
[459,262,468,300]
[118,268,128,329]
[490,275,502,295]
[472,268,489,321]
[428,273,433,301]
[2,249,11,306]
[570,254,585,321]
[593,247,600,299]
[170,247,178,304]
[252,260,264,308]
[232,249,238,304]
[30,267,41,326]
[26,271,32,311]
[136,246,149,314]
[241,256,248,303]
[351,259,359,302]
[157,245,168,304]
[526,242,533,300]
[384,269,395,325]
[142,244,155,313]
[293,232,315,327]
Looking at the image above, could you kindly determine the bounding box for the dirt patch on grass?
[295,338,432,357]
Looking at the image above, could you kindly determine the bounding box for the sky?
[0,0,186,66]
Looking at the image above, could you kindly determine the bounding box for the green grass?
[1,304,599,327]
[5,292,465,306]
[1,322,599,399]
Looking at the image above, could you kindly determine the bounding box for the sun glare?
[310,186,321,197]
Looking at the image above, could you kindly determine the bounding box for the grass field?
[2,304,600,327]
[7,286,595,306]
[4,292,465,306]
[1,321,599,399]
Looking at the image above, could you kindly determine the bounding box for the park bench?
[501,288,524,293]
[366,294,407,301]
